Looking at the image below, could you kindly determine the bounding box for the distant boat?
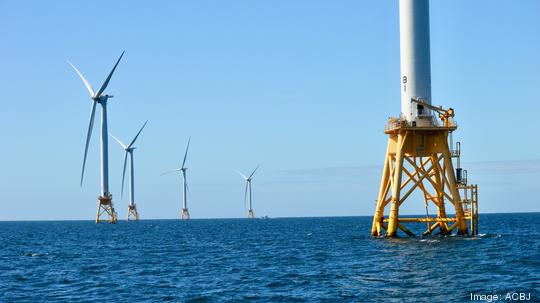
[261,215,270,219]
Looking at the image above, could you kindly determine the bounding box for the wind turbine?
[69,51,125,224]
[237,166,259,219]
[110,120,148,221]
[162,138,192,219]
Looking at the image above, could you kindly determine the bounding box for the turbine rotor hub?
[93,95,111,103]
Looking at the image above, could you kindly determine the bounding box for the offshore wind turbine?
[162,138,192,219]
[237,166,259,219]
[110,120,148,221]
[69,51,125,224]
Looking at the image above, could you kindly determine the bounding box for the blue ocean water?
[0,214,539,302]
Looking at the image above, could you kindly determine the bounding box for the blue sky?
[0,1,538,220]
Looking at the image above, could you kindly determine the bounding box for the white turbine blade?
[121,151,128,199]
[127,120,148,148]
[80,101,97,186]
[68,61,95,97]
[161,168,181,176]
[181,137,191,169]
[95,51,125,97]
[109,134,127,149]
[236,170,248,180]
[248,165,259,179]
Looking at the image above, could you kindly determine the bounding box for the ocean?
[1,213,538,302]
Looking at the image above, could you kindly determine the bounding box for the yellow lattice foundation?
[126,204,139,221]
[371,123,473,237]
[96,195,117,224]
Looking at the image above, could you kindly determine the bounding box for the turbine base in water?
[370,122,479,238]
[181,208,190,220]
[127,204,139,221]
[247,209,255,219]
[96,195,117,224]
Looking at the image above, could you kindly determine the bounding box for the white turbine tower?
[69,51,125,224]
[110,120,148,221]
[237,166,259,219]
[162,138,191,219]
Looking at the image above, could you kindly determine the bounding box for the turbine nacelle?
[92,94,114,102]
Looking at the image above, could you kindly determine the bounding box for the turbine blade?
[160,169,181,176]
[248,165,259,179]
[80,101,97,186]
[121,151,128,199]
[181,137,191,169]
[68,61,95,97]
[236,170,248,180]
[109,134,127,149]
[95,51,125,97]
[127,120,148,148]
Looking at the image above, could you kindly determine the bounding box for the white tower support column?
[248,181,252,211]
[129,151,135,206]
[182,170,187,209]
[247,180,255,219]
[181,169,190,219]
[399,0,432,122]
[100,101,110,196]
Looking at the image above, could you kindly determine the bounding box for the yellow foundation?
[96,195,117,224]
[127,204,139,221]
[371,120,478,237]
